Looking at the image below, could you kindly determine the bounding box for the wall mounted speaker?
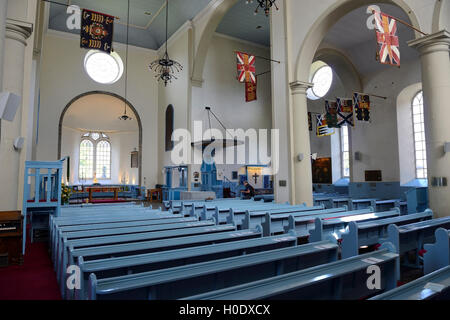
[297,153,304,162]
[444,142,450,153]
[0,92,21,122]
[354,151,362,161]
[13,137,24,150]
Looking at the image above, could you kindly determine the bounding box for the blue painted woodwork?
[424,228,450,274]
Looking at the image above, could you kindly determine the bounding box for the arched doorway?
[58,91,143,186]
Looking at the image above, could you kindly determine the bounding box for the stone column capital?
[289,80,313,95]
[408,30,450,55]
[5,19,33,46]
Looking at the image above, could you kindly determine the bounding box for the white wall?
[37,31,159,189]
[190,33,273,183]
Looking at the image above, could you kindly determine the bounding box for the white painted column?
[409,30,450,218]
[290,81,314,206]
[0,20,32,211]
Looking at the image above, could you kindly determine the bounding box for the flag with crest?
[337,98,355,127]
[353,93,371,122]
[316,114,335,137]
[236,52,256,84]
[374,11,400,67]
[325,100,339,128]
[80,9,115,53]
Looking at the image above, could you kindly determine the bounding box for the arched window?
[96,141,111,179]
[79,140,94,179]
[165,105,174,151]
[341,125,350,178]
[412,91,427,179]
[79,132,111,180]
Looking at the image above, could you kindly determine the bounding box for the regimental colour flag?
[236,52,256,84]
[374,11,400,67]
[325,100,339,128]
[245,78,257,102]
[337,98,355,127]
[316,114,335,137]
[80,9,115,53]
[353,93,371,122]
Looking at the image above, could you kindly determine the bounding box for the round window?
[307,65,333,100]
[84,50,124,84]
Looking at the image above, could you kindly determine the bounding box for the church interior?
[0,0,450,302]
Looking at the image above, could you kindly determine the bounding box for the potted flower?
[61,184,72,205]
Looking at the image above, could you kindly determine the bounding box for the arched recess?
[396,82,422,185]
[432,0,450,33]
[165,104,174,151]
[58,91,143,186]
[295,0,421,83]
[314,47,363,93]
[191,0,239,85]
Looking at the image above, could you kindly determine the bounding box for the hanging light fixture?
[149,0,183,86]
[245,0,279,17]
[118,104,133,121]
[119,0,132,121]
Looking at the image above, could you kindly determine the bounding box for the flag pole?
[354,92,387,100]
[234,51,281,64]
[372,10,427,36]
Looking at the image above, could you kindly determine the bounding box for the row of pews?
[313,193,409,213]
[49,199,450,300]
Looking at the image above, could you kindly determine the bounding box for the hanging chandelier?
[246,0,278,17]
[149,0,183,86]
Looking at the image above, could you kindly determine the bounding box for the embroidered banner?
[308,112,312,131]
[337,98,355,127]
[316,114,335,137]
[245,79,257,102]
[325,100,339,128]
[81,9,115,53]
[353,93,371,122]
[374,11,400,67]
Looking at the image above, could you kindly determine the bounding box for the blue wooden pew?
[424,228,450,274]
[332,197,353,210]
[51,213,186,265]
[374,199,401,212]
[76,232,298,300]
[340,210,433,259]
[57,224,237,292]
[181,243,398,300]
[370,266,450,300]
[230,205,326,229]
[66,228,263,300]
[309,208,404,244]
[55,220,215,268]
[382,216,450,278]
[87,241,338,300]
[286,208,375,238]
[200,203,308,224]
[352,199,377,210]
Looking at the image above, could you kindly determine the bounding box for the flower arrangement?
[61,184,72,205]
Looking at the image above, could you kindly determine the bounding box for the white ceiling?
[62,94,139,132]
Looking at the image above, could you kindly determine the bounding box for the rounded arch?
[58,91,143,186]
[314,47,363,93]
[432,0,450,33]
[295,0,421,83]
[191,0,239,85]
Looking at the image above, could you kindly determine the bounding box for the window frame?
[340,125,350,179]
[78,132,112,180]
[411,91,427,179]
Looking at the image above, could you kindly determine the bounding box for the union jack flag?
[374,11,400,66]
[236,51,256,84]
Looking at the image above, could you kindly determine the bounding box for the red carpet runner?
[0,235,61,300]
